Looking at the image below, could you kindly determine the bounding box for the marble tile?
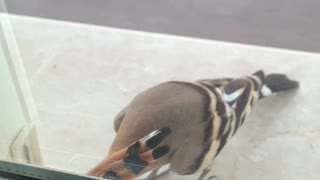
[9,15,320,179]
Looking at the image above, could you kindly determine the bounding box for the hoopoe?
[87,70,299,180]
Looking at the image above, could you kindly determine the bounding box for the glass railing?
[0,0,31,162]
[0,1,97,179]
[1,1,319,180]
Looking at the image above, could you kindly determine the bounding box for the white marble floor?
[8,15,320,180]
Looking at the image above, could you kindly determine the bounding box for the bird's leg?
[144,170,170,180]
[139,170,158,180]
[140,165,170,180]
[198,164,217,180]
[207,176,217,180]
[198,169,217,180]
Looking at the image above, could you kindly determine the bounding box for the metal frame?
[0,160,100,180]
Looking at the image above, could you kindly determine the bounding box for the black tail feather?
[265,74,299,93]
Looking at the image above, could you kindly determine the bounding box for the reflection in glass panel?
[1,1,320,180]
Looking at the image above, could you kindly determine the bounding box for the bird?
[87,70,299,180]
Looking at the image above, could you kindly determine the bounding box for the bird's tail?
[87,127,171,180]
[252,70,299,99]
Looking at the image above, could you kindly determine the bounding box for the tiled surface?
[8,15,320,179]
[5,0,320,53]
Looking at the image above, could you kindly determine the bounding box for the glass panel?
[0,0,28,161]
[2,1,320,180]
[0,1,101,179]
[0,31,27,161]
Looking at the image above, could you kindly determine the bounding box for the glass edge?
[0,160,101,180]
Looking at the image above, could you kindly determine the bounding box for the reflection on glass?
[0,1,319,179]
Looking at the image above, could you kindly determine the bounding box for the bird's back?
[109,81,211,171]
